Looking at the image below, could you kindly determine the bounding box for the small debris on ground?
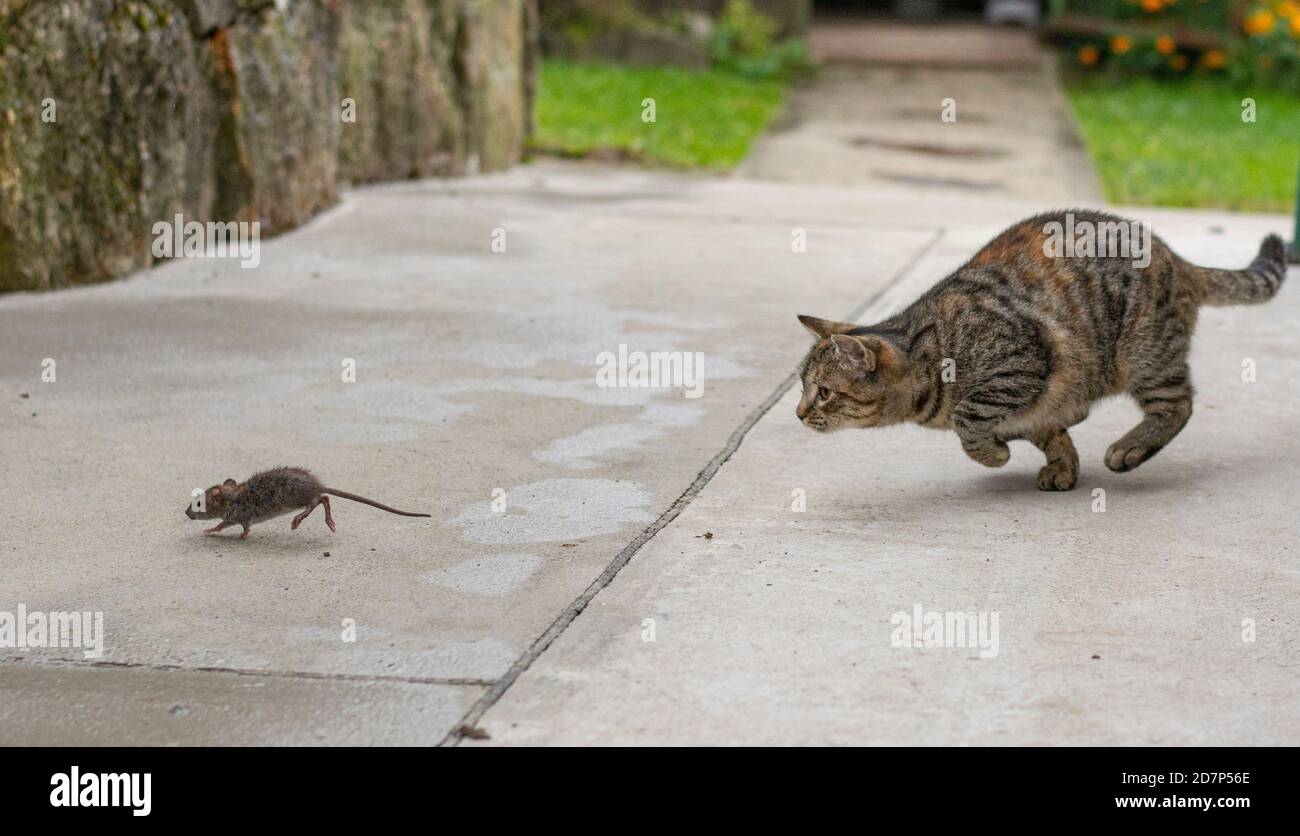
[458,724,490,740]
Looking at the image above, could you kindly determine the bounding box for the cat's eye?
[817,386,834,403]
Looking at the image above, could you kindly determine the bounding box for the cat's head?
[795,315,912,432]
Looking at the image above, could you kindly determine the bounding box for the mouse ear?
[222,479,237,488]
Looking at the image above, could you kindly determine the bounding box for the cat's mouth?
[803,401,883,431]
[802,416,836,433]
[805,410,879,432]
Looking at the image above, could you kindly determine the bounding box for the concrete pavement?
[737,23,1102,202]
[1,164,1296,745]
[2,164,930,744]
[472,196,1300,745]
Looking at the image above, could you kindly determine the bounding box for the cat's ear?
[797,314,854,339]
[829,333,876,376]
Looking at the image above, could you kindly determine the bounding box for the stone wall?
[0,0,537,292]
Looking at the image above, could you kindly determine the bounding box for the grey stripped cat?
[796,210,1287,490]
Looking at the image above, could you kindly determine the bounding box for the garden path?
[737,19,1104,202]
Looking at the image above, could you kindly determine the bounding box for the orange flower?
[1142,0,1163,11]
[1291,15,1300,35]
[1244,10,1277,35]
[1276,1,1299,18]
[1078,45,1101,66]
[1111,35,1133,53]
[1169,54,1189,71]
[1155,35,1176,54]
[1201,48,1227,69]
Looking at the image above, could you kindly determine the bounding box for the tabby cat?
[796,210,1287,490]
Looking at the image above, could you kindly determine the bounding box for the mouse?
[185,466,431,539]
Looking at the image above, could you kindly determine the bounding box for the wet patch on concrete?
[891,107,991,124]
[423,553,545,596]
[872,171,1003,191]
[846,136,1008,159]
[451,478,655,544]
[534,402,703,470]
[300,381,476,443]
[441,297,724,365]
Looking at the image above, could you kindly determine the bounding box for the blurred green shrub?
[709,0,812,80]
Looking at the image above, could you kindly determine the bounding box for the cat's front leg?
[953,401,1011,468]
[1027,427,1079,491]
[958,432,1010,468]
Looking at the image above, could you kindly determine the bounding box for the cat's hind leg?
[1106,362,1193,472]
[1028,428,1079,491]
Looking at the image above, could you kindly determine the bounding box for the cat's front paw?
[963,438,1010,468]
[1036,459,1078,491]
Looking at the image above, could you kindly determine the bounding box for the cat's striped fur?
[796,210,1287,490]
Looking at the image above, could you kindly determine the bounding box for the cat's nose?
[796,402,810,420]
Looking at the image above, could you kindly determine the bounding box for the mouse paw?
[327,520,337,533]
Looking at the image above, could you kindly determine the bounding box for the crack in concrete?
[0,657,494,689]
[439,227,947,746]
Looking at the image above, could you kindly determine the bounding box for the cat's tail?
[1194,234,1288,306]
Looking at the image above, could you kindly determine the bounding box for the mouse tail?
[322,489,431,518]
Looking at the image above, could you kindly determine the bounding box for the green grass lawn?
[532,59,786,170]
[1065,77,1300,213]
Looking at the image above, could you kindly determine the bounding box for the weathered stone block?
[0,1,215,290]
[337,0,464,182]
[217,2,341,232]
[0,0,536,293]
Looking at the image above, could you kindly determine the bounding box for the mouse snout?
[185,507,196,520]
